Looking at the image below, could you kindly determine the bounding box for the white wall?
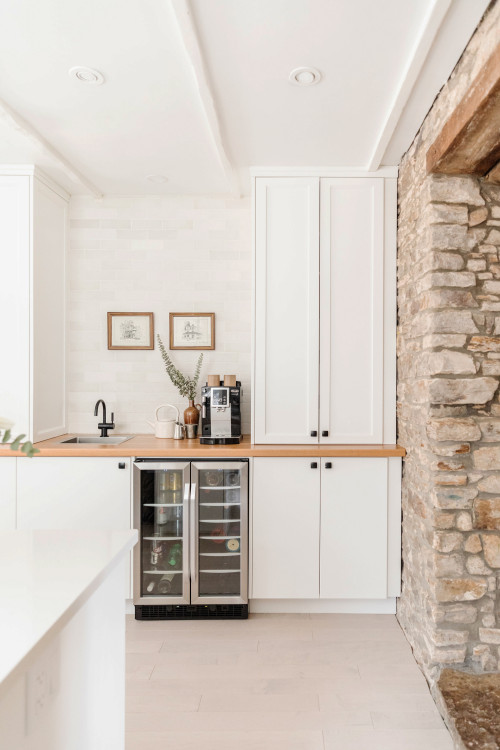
[67,194,251,435]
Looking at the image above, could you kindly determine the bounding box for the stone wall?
[397,1,500,678]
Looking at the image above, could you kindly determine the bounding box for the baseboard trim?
[249,598,397,614]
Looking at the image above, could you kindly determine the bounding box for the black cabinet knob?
[325,462,332,469]
[310,430,317,437]
[322,430,329,437]
[118,462,126,469]
[310,462,318,469]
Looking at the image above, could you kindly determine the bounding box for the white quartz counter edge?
[0,529,138,698]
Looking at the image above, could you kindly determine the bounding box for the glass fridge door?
[191,461,248,604]
[133,461,190,604]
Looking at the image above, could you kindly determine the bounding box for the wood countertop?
[5,434,405,458]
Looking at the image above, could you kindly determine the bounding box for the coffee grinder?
[200,375,242,444]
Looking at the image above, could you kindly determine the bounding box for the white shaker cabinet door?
[252,458,320,598]
[320,457,388,599]
[17,457,132,595]
[319,178,384,443]
[0,458,17,530]
[254,177,320,443]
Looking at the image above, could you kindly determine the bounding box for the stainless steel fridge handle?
[190,482,197,583]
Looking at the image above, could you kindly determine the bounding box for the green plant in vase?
[157,335,203,430]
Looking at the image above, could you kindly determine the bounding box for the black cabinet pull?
[322,430,329,437]
[118,462,126,469]
[325,462,332,469]
[310,462,318,469]
[310,430,317,437]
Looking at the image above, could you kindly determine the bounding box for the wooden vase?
[184,399,201,425]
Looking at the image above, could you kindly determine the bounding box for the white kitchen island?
[0,529,137,750]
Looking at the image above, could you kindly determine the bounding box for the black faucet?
[94,399,115,438]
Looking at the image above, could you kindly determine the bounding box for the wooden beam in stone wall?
[426,42,500,180]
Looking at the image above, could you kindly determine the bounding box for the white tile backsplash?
[67,194,252,435]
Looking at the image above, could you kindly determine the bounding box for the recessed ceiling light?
[146,175,169,184]
[69,66,105,85]
[289,67,322,86]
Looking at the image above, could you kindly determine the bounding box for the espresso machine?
[200,375,242,444]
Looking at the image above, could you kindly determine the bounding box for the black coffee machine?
[200,377,242,445]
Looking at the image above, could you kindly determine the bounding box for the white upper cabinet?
[319,178,384,443]
[254,178,319,444]
[0,168,68,443]
[253,173,395,445]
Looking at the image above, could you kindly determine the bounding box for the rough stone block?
[434,473,468,487]
[468,336,500,352]
[435,578,488,602]
[422,251,465,272]
[433,444,471,457]
[479,628,500,644]
[428,225,469,251]
[427,417,481,441]
[483,280,500,295]
[464,534,483,553]
[467,258,487,272]
[422,349,477,375]
[429,311,479,334]
[482,535,500,567]
[469,207,489,226]
[482,615,496,628]
[479,420,500,442]
[431,629,469,646]
[474,498,500,530]
[420,271,476,290]
[481,360,500,375]
[427,176,485,207]
[488,229,500,245]
[457,512,473,530]
[478,476,500,494]
[466,555,492,575]
[433,488,477,510]
[428,377,498,405]
[435,552,466,577]
[473,447,500,470]
[433,532,463,552]
[420,289,477,310]
[426,203,469,225]
[423,334,468,349]
[442,603,478,624]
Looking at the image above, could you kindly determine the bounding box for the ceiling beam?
[171,0,239,196]
[427,42,500,176]
[0,95,103,198]
[367,0,452,172]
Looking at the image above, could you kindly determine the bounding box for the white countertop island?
[0,529,137,750]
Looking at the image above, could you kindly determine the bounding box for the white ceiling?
[0,0,489,196]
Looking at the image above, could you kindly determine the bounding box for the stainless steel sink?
[59,436,133,445]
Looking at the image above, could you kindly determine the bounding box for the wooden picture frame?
[107,312,154,350]
[169,312,215,350]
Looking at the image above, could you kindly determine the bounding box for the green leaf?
[10,434,26,451]
[1,429,11,444]
[21,442,38,458]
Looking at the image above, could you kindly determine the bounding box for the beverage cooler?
[133,459,248,619]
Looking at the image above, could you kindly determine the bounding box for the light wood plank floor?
[125,613,453,750]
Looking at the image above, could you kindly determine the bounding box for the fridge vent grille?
[135,604,248,620]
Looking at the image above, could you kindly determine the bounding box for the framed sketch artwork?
[169,312,215,350]
[108,312,154,350]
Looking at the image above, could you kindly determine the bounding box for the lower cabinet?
[17,457,132,596]
[252,456,400,600]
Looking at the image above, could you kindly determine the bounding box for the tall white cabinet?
[0,167,68,442]
[253,172,396,444]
